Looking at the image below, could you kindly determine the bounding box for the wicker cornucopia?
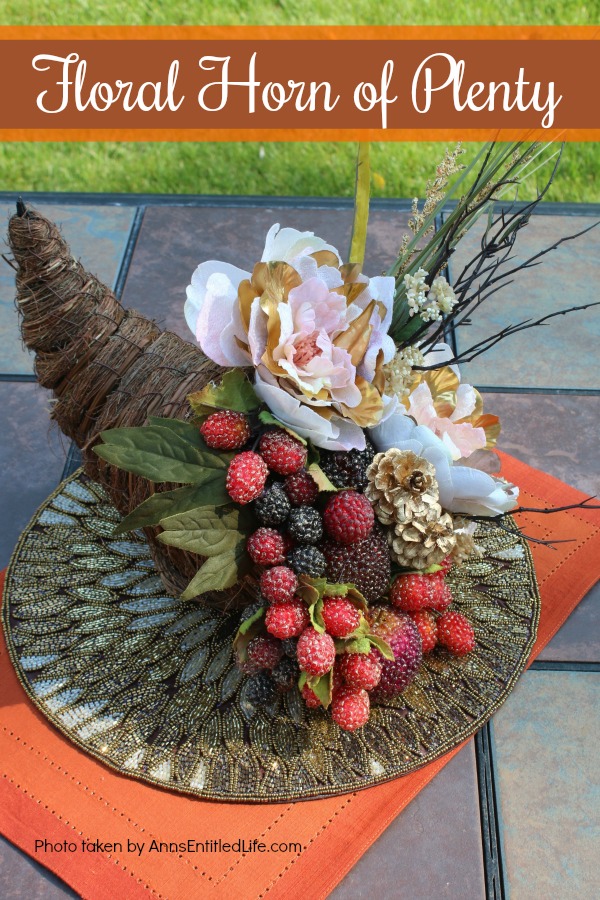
[8,202,254,609]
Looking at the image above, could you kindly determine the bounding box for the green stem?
[348,142,371,267]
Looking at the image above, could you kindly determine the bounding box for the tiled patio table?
[0,193,598,900]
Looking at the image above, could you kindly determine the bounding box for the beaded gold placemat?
[2,469,540,802]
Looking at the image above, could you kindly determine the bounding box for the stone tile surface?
[0,381,67,567]
[0,837,76,899]
[449,214,600,390]
[121,206,410,339]
[0,203,135,374]
[492,671,600,899]
[492,392,600,661]
[332,742,485,900]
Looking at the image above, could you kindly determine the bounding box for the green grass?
[0,2,598,202]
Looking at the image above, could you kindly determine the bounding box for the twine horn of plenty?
[7,202,254,610]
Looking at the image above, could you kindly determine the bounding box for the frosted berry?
[200,410,251,450]
[301,682,322,709]
[323,491,374,545]
[247,528,286,566]
[259,430,307,475]
[369,607,423,699]
[438,611,475,656]
[410,609,438,654]
[254,483,291,527]
[429,579,453,612]
[337,650,382,691]
[287,545,326,578]
[260,566,297,604]
[246,672,277,707]
[226,451,268,504]
[286,507,323,544]
[390,573,435,612]
[246,634,283,671]
[297,627,336,677]
[321,596,360,638]
[265,599,310,640]
[439,555,453,576]
[323,524,390,604]
[319,440,376,492]
[331,687,370,731]
[284,470,319,506]
[271,656,300,693]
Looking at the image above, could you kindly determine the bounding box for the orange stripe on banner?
[0,452,599,899]
[0,26,598,40]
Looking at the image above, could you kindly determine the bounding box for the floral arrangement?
[93,142,598,732]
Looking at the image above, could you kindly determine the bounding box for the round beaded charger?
[3,469,540,803]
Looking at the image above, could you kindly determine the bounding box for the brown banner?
[0,27,598,141]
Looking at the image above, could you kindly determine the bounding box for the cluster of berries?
[389,559,476,657]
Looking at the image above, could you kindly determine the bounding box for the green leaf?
[181,543,250,600]
[306,443,320,467]
[157,506,243,557]
[342,636,372,655]
[146,416,204,448]
[113,482,230,534]
[238,606,265,635]
[298,671,308,691]
[323,583,349,598]
[309,596,325,633]
[258,410,307,445]
[93,425,227,485]
[233,607,266,663]
[308,463,338,493]
[307,671,333,709]
[367,634,395,660]
[188,370,260,415]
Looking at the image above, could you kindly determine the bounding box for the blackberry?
[271,656,300,692]
[281,638,299,658]
[246,671,278,707]
[320,439,376,491]
[286,507,323,544]
[287,545,326,578]
[254,483,291,527]
[323,523,391,604]
[239,602,264,624]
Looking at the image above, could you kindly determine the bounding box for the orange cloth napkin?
[1,452,599,900]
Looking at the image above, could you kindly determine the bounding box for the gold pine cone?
[365,448,440,527]
[388,507,457,570]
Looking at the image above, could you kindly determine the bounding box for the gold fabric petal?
[340,376,383,427]
[333,300,375,367]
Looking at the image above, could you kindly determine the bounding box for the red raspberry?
[439,555,453,576]
[260,566,297,604]
[323,491,374,545]
[390,574,435,612]
[410,609,438,654]
[265,599,310,640]
[429,579,453,612]
[284,470,319,506]
[438,611,475,656]
[226,451,268,505]
[246,528,286,566]
[321,596,360,638]
[337,650,382,691]
[246,635,283,670]
[259,430,307,475]
[301,683,322,708]
[331,687,370,731]
[200,410,251,450]
[297,627,336,677]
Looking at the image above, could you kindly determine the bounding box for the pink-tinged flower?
[369,414,518,517]
[402,363,500,461]
[184,224,396,450]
